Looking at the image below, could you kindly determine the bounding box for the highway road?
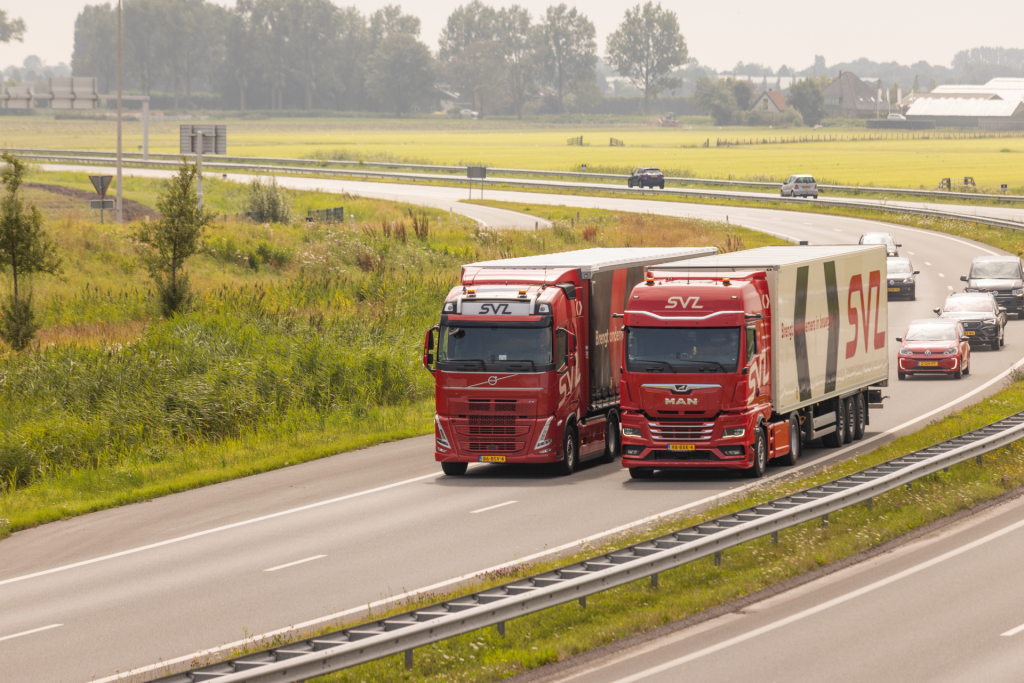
[538,491,1024,683]
[2,168,1023,682]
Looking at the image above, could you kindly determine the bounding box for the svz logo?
[664,397,699,405]
[665,296,703,309]
[480,303,511,314]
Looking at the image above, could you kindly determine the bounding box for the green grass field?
[4,115,1024,192]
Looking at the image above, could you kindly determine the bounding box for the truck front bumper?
[434,414,563,464]
[620,442,751,470]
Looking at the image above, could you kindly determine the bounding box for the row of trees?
[71,0,688,115]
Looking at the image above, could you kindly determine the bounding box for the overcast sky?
[3,0,1023,72]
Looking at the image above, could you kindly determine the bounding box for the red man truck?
[424,247,718,476]
[619,245,889,479]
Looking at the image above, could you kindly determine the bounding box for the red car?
[896,319,971,380]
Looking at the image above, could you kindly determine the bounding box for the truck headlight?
[534,416,554,449]
[623,426,642,437]
[435,415,451,449]
[722,427,745,438]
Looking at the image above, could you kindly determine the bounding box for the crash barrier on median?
[306,207,345,223]
[152,410,1024,683]
[15,147,1022,203]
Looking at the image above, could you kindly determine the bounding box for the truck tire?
[853,393,867,440]
[843,397,856,443]
[441,462,468,476]
[822,400,846,448]
[599,412,620,464]
[776,413,801,466]
[556,425,579,476]
[744,428,768,478]
[629,467,654,479]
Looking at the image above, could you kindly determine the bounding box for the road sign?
[89,175,113,198]
[1003,184,1009,194]
[467,166,486,179]
[90,199,115,209]
[180,125,227,154]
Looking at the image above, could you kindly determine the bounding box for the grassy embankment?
[4,116,1023,192]
[0,171,772,537]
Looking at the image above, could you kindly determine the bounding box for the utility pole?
[116,0,123,224]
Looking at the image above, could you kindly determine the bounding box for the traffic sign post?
[467,166,486,200]
[181,125,227,209]
[89,175,114,223]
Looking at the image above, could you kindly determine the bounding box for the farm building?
[821,71,883,118]
[905,78,1024,130]
[750,89,787,113]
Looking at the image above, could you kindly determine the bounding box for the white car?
[459,109,479,119]
[887,113,907,121]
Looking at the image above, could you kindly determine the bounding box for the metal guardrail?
[152,410,1024,683]
[11,147,1023,203]
[20,152,1024,234]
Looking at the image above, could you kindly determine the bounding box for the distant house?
[821,71,882,118]
[905,78,1024,130]
[750,89,787,113]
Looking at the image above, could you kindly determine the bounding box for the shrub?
[247,176,293,224]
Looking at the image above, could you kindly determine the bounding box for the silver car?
[859,232,900,257]
[781,174,818,199]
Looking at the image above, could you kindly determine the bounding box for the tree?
[370,4,420,49]
[438,0,496,62]
[694,76,737,125]
[911,74,920,93]
[285,0,341,110]
[438,2,500,116]
[495,5,535,119]
[71,3,117,93]
[0,9,26,43]
[788,78,825,126]
[0,152,62,351]
[134,159,216,317]
[365,33,435,115]
[605,2,687,113]
[533,4,597,112]
[731,78,756,110]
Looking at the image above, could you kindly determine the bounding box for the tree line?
[71,0,688,115]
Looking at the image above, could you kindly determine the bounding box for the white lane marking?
[608,515,1024,683]
[939,273,945,278]
[1001,622,1024,637]
[0,471,445,588]
[91,352,1024,683]
[925,262,932,266]
[868,221,1000,256]
[471,500,517,514]
[0,624,63,643]
[832,229,842,232]
[907,251,915,255]
[948,286,954,290]
[264,555,326,573]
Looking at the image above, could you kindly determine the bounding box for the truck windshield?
[438,325,553,371]
[626,327,741,373]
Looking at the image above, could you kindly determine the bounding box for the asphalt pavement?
[2,169,1023,682]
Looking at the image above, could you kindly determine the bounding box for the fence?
[306,206,345,223]
[715,129,1024,147]
[567,135,583,146]
[610,137,625,147]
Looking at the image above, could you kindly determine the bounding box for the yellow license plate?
[918,361,939,367]
[888,287,900,292]
[479,455,506,463]
[966,331,975,335]
[669,444,696,451]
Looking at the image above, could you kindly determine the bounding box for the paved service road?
[3,168,1023,682]
[544,493,1024,683]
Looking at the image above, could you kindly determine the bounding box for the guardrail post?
[651,573,659,588]
[866,497,873,510]
[405,649,413,670]
[906,482,913,491]
[578,596,586,608]
[771,531,778,545]
[821,514,829,529]
[713,551,722,567]
[497,621,505,637]
[977,454,984,467]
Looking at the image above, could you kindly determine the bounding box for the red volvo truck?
[619,245,889,479]
[423,247,718,476]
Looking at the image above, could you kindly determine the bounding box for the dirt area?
[23,183,160,222]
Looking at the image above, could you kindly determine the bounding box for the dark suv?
[628,168,665,189]
[933,292,1005,351]
[961,256,1024,318]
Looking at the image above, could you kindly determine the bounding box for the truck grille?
[454,412,529,453]
[649,421,715,442]
[465,441,521,452]
[644,449,719,461]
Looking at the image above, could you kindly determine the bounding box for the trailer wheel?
[629,467,654,479]
[843,397,856,443]
[822,400,846,448]
[777,413,801,466]
[599,412,620,464]
[853,394,867,440]
[441,462,468,476]
[744,428,768,478]
[556,425,579,476]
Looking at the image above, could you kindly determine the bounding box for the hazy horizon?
[3,0,1022,74]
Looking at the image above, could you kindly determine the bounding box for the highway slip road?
[539,490,1024,683]
[2,169,1023,682]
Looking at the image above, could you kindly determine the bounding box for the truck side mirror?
[960,275,968,282]
[568,355,576,368]
[423,327,438,373]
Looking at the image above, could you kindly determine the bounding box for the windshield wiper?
[631,358,674,372]
[448,359,486,368]
[502,359,537,370]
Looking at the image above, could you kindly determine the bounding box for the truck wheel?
[744,428,767,478]
[853,394,866,440]
[777,413,801,466]
[843,397,856,443]
[629,467,654,479]
[599,413,619,464]
[441,462,468,476]
[556,425,578,476]
[822,400,846,448]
